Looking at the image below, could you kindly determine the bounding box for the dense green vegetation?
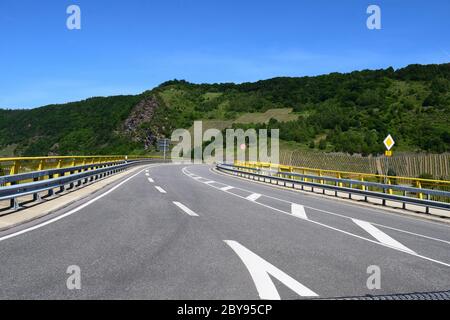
[0,63,449,156]
[0,95,143,155]
[151,63,450,155]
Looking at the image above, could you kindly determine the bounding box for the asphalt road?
[0,163,449,299]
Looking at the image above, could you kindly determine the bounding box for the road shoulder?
[0,164,150,231]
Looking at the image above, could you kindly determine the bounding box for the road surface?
[0,163,449,299]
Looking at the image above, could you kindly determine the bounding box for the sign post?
[383,134,395,184]
[158,138,170,160]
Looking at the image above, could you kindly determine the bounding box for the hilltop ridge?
[1,63,449,156]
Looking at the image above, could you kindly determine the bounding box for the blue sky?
[1,0,449,109]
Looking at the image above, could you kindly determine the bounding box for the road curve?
[0,163,449,299]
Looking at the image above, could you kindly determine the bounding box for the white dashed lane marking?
[173,201,199,217]
[155,186,167,194]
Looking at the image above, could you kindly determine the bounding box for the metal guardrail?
[0,160,124,186]
[217,163,450,212]
[0,158,167,210]
[0,155,164,180]
[235,161,450,202]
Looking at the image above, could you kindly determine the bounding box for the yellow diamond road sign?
[383,134,395,151]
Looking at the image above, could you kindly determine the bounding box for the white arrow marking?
[147,177,154,183]
[173,201,199,217]
[246,193,261,202]
[155,186,167,194]
[224,240,318,299]
[352,219,416,254]
[221,186,234,191]
[291,203,308,220]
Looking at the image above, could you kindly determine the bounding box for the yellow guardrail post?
[36,160,44,171]
[360,175,366,191]
[70,158,76,174]
[36,160,44,181]
[55,159,63,177]
[387,179,393,195]
[319,170,326,194]
[9,160,20,175]
[319,170,324,185]
[334,173,340,196]
[337,173,343,187]
[6,160,21,186]
[416,181,423,199]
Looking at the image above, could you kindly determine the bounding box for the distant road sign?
[383,134,395,151]
[158,139,170,148]
[157,138,170,160]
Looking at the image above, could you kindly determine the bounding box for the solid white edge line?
[0,165,160,243]
[173,201,199,217]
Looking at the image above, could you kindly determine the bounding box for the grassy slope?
[234,108,298,124]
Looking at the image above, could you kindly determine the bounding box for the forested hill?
[1,63,449,156]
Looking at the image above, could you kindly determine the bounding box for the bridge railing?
[233,161,450,206]
[0,155,164,186]
[0,156,168,210]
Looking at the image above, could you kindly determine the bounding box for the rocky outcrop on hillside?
[123,95,160,150]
